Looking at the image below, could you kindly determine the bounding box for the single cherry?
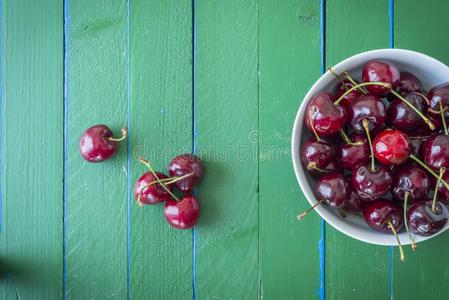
[337,134,370,170]
[314,172,349,208]
[164,195,200,229]
[428,82,449,118]
[168,154,205,192]
[387,92,428,131]
[134,172,172,205]
[391,163,430,202]
[300,137,334,172]
[363,200,403,232]
[348,94,386,133]
[397,71,422,93]
[407,199,449,236]
[422,135,449,170]
[79,125,128,162]
[362,60,400,95]
[352,163,392,201]
[305,92,347,137]
[373,129,411,165]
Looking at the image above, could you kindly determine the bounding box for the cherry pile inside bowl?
[298,59,449,261]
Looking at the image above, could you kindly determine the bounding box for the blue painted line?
[63,0,70,297]
[389,1,394,299]
[319,0,326,299]
[192,0,198,298]
[126,0,131,299]
[389,0,394,48]
[0,0,3,233]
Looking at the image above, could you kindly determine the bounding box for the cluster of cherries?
[299,59,449,260]
[79,124,205,229]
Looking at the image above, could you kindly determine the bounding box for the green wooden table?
[1,0,449,299]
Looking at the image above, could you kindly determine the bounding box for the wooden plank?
[393,1,449,298]
[195,1,259,298]
[129,1,193,299]
[325,1,390,299]
[259,0,322,298]
[0,0,63,298]
[65,1,128,298]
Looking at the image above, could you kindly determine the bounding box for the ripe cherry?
[169,154,205,192]
[397,72,422,93]
[164,195,200,229]
[134,172,172,205]
[79,125,128,162]
[387,92,428,131]
[407,199,449,236]
[352,163,392,201]
[435,172,449,204]
[337,134,369,170]
[391,163,430,202]
[428,82,449,118]
[348,94,386,133]
[362,60,400,95]
[300,137,334,172]
[422,135,449,170]
[373,129,411,165]
[305,92,347,137]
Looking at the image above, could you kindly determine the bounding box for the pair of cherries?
[299,59,449,260]
[79,124,204,230]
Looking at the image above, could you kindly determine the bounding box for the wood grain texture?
[66,1,128,298]
[325,1,390,299]
[0,0,63,299]
[393,1,449,298]
[195,1,259,298]
[259,0,322,298]
[129,1,193,299]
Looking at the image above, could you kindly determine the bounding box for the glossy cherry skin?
[387,92,427,131]
[373,129,411,165]
[300,137,334,171]
[314,172,349,208]
[407,199,449,236]
[79,124,117,162]
[363,200,403,232]
[352,163,392,201]
[337,134,370,170]
[397,71,422,93]
[305,92,347,137]
[428,82,449,118]
[344,191,366,213]
[134,172,172,205]
[435,172,449,204]
[168,154,205,192]
[335,79,363,110]
[422,135,449,171]
[362,60,400,95]
[391,163,430,202]
[348,94,387,133]
[164,195,200,229]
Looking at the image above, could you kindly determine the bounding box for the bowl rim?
[291,48,449,246]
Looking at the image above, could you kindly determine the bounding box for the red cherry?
[335,79,363,110]
[428,82,449,118]
[352,163,392,201]
[362,60,400,95]
[397,72,422,93]
[337,134,370,170]
[300,137,334,172]
[79,125,127,162]
[134,172,172,205]
[363,199,403,233]
[373,129,411,165]
[348,94,386,133]
[169,154,205,192]
[314,172,349,208]
[164,195,200,229]
[422,135,449,171]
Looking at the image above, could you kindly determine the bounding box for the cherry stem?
[411,91,431,106]
[390,90,435,130]
[403,192,417,251]
[138,157,179,201]
[328,68,346,87]
[362,119,376,172]
[409,154,449,190]
[387,220,405,262]
[432,167,446,213]
[309,107,321,142]
[334,82,391,105]
[429,106,449,115]
[307,162,331,173]
[108,127,128,142]
[440,102,448,136]
[343,71,367,94]
[297,199,325,221]
[339,129,364,146]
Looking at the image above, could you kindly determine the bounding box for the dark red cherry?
[335,79,364,110]
[337,134,370,170]
[363,200,403,232]
[373,129,410,165]
[314,172,349,208]
[305,92,347,137]
[428,82,449,118]
[164,195,200,229]
[422,135,449,170]
[407,199,449,236]
[409,136,431,156]
[300,137,334,172]
[79,125,127,162]
[435,172,449,205]
[134,172,172,205]
[397,72,422,93]
[348,94,387,133]
[391,163,430,202]
[344,191,366,213]
[352,163,392,201]
[387,92,428,131]
[362,60,400,95]
[168,154,205,192]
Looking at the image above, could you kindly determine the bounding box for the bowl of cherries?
[292,49,449,259]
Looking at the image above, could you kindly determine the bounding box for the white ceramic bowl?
[292,48,449,246]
